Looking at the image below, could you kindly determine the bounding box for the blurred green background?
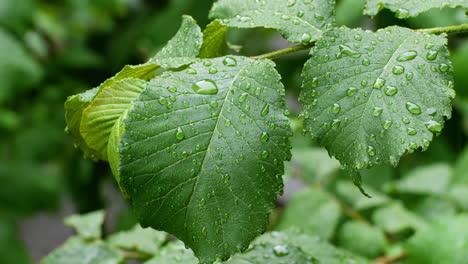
[1,0,468,263]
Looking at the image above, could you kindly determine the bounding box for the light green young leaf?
[393,163,452,195]
[64,210,105,240]
[144,241,198,264]
[372,203,427,234]
[290,147,341,184]
[118,56,291,263]
[253,229,372,264]
[365,0,468,19]
[209,0,335,44]
[200,20,229,58]
[107,224,167,255]
[151,15,203,67]
[406,215,468,264]
[301,26,454,170]
[80,78,147,161]
[276,187,341,240]
[338,221,387,258]
[335,181,390,210]
[41,240,123,264]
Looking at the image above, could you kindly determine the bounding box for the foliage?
[2,0,468,264]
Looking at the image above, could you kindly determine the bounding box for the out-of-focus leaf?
[276,187,341,240]
[253,229,372,264]
[336,0,366,27]
[335,181,391,210]
[338,221,387,258]
[40,239,123,264]
[225,244,318,264]
[64,210,105,240]
[393,163,452,195]
[413,196,456,221]
[107,224,167,255]
[143,241,198,264]
[0,28,42,104]
[408,8,468,28]
[406,215,468,264]
[451,41,468,97]
[290,147,341,184]
[372,203,427,234]
[0,220,30,264]
[365,0,468,19]
[0,0,35,32]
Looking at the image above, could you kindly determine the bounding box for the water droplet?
[297,10,305,17]
[425,120,442,133]
[209,67,218,74]
[439,64,449,72]
[239,93,248,102]
[396,8,409,19]
[373,107,383,116]
[367,146,376,156]
[392,65,405,75]
[354,34,362,41]
[361,80,368,87]
[407,127,417,135]
[406,102,421,115]
[397,50,418,61]
[261,150,269,158]
[384,86,398,96]
[301,33,312,44]
[193,80,219,95]
[311,77,318,87]
[261,104,270,117]
[167,85,177,92]
[362,58,370,66]
[332,103,341,114]
[373,78,386,89]
[402,117,410,124]
[158,97,168,105]
[426,51,438,60]
[383,120,393,129]
[200,198,206,206]
[346,87,358,96]
[273,245,289,257]
[331,119,341,129]
[261,132,269,142]
[406,72,414,80]
[176,127,185,140]
[287,0,296,7]
[339,45,361,58]
[222,56,237,67]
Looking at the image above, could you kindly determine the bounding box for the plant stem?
[251,43,314,60]
[375,252,407,264]
[121,249,153,260]
[416,23,468,34]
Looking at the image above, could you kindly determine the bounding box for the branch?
[375,252,407,264]
[416,23,468,34]
[251,43,315,60]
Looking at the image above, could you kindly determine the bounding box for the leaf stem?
[121,249,153,260]
[416,23,468,34]
[251,43,314,60]
[375,252,407,264]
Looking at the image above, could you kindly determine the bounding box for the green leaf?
[64,210,105,240]
[144,241,198,264]
[336,0,366,27]
[364,0,468,19]
[80,78,147,161]
[107,224,167,255]
[209,0,336,44]
[335,181,390,210]
[452,41,468,97]
[276,187,341,240]
[301,26,454,170]
[372,203,427,234]
[200,20,229,58]
[338,221,387,258]
[150,15,203,67]
[453,145,468,184]
[118,56,291,263]
[225,244,318,264]
[253,229,372,264]
[0,220,30,264]
[41,240,123,264]
[393,163,452,194]
[290,147,341,184]
[406,214,468,264]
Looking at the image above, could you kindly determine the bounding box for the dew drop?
[301,33,312,44]
[373,107,383,116]
[367,146,376,156]
[396,8,409,19]
[392,65,405,75]
[273,245,289,257]
[332,103,341,114]
[176,127,185,140]
[346,87,358,96]
[373,78,386,89]
[384,86,398,96]
[383,120,393,129]
[397,50,418,61]
[167,85,177,92]
[339,44,361,58]
[407,127,417,135]
[261,150,269,158]
[261,132,269,142]
[222,56,237,67]
[193,80,219,95]
[331,119,341,129]
[425,120,442,133]
[406,102,421,115]
[439,64,449,72]
[261,104,270,116]
[426,51,438,60]
[238,92,248,103]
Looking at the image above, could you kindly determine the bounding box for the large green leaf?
[209,0,336,44]
[276,187,341,240]
[301,26,454,170]
[393,163,452,195]
[365,0,468,19]
[372,203,427,234]
[406,215,468,264]
[118,56,291,263]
